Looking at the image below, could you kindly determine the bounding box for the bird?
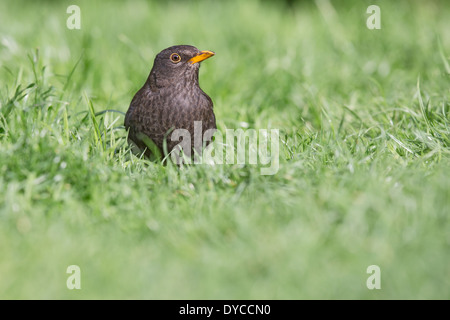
[124,45,216,163]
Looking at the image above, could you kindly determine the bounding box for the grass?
[0,0,449,299]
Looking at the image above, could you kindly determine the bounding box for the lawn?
[0,0,449,299]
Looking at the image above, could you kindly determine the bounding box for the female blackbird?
[124,45,216,161]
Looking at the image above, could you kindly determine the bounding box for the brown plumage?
[124,45,216,161]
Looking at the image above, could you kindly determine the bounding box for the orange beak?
[188,50,215,64]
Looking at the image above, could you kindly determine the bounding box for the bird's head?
[148,45,215,89]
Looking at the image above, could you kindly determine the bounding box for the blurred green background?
[0,0,449,299]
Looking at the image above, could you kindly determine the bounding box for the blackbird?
[124,45,216,161]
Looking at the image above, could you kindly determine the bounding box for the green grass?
[0,0,449,299]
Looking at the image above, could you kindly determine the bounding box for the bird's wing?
[125,88,167,152]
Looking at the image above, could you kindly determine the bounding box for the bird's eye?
[170,53,181,63]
